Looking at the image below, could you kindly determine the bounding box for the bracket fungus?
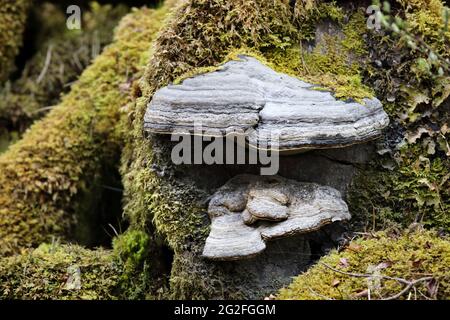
[142,54,389,262]
[202,175,351,261]
[144,55,389,152]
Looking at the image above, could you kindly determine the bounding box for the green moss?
[0,6,167,257]
[0,2,129,134]
[293,1,345,41]
[265,8,374,102]
[395,0,450,52]
[0,0,30,82]
[0,129,18,154]
[0,243,122,300]
[118,0,385,299]
[122,0,300,254]
[348,0,450,232]
[168,252,219,300]
[119,0,447,299]
[112,229,161,299]
[113,229,150,274]
[277,228,450,300]
[349,147,450,232]
[172,7,373,103]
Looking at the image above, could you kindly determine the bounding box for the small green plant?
[113,230,150,274]
[374,0,450,81]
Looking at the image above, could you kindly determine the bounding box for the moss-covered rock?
[0,5,168,256]
[277,228,450,300]
[0,2,129,137]
[0,243,122,299]
[0,0,30,82]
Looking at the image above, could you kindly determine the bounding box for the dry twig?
[320,262,434,300]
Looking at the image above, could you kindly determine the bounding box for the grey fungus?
[144,55,389,152]
[202,175,351,261]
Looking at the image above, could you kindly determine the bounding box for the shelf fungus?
[144,55,389,152]
[202,174,351,261]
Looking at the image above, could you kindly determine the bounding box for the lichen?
[0,0,30,82]
[0,243,122,300]
[0,6,167,256]
[277,228,450,300]
[348,0,450,232]
[122,0,301,254]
